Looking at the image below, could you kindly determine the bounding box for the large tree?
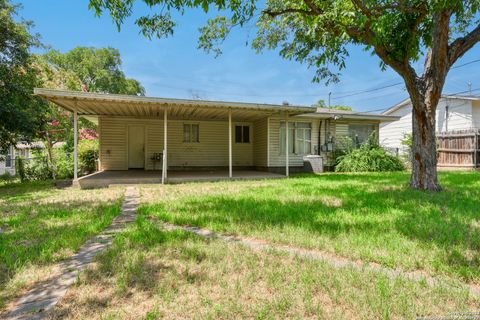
[40,47,145,95]
[0,0,47,150]
[36,47,146,170]
[88,0,480,191]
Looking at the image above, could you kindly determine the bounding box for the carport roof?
[34,88,315,121]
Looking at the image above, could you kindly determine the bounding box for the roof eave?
[34,88,315,114]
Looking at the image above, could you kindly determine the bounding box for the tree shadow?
[144,172,480,281]
[0,198,121,309]
[0,180,55,202]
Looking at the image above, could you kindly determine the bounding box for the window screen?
[183,124,199,143]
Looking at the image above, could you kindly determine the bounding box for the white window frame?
[280,121,312,155]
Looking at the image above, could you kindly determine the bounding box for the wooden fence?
[437,129,480,168]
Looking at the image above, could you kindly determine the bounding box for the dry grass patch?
[0,181,124,310]
[140,180,274,204]
[47,218,479,319]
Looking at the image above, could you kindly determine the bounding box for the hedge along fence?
[437,129,480,168]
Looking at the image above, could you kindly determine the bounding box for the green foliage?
[401,133,412,149]
[0,0,48,150]
[78,139,99,174]
[312,99,353,111]
[53,149,74,179]
[335,143,405,172]
[40,47,145,95]
[24,152,53,181]
[87,1,480,85]
[18,140,99,181]
[15,156,26,182]
[0,172,14,183]
[332,135,354,166]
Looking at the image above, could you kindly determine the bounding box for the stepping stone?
[3,186,139,320]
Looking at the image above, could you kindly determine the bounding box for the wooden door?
[128,126,145,169]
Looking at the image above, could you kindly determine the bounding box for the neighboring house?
[0,141,44,175]
[380,95,480,153]
[34,88,398,185]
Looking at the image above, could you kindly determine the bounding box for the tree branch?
[448,23,480,67]
[302,0,322,15]
[262,7,315,17]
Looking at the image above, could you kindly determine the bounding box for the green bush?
[78,140,99,174]
[24,152,54,181]
[336,143,405,172]
[53,149,74,179]
[15,156,26,182]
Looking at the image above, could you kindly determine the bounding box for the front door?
[128,126,145,169]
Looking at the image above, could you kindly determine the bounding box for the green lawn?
[0,180,124,310]
[47,217,478,319]
[139,172,480,285]
[3,172,480,318]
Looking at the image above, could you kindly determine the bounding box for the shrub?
[333,136,354,166]
[78,139,99,174]
[16,156,26,182]
[24,152,54,181]
[53,149,74,179]
[336,143,405,172]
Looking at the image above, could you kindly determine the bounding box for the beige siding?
[335,122,349,138]
[99,116,254,170]
[253,118,268,167]
[268,116,319,167]
[99,117,128,170]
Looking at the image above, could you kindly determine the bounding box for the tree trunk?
[408,88,442,191]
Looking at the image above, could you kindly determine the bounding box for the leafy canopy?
[0,0,47,150]
[88,0,480,84]
[40,47,145,95]
[36,47,146,153]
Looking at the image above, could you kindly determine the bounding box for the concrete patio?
[76,170,285,188]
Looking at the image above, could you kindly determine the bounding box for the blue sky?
[19,0,480,112]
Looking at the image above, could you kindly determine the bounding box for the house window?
[4,146,12,167]
[348,124,376,147]
[235,125,250,143]
[183,124,199,143]
[280,122,312,154]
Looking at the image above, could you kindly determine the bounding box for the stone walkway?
[160,221,480,299]
[4,186,139,320]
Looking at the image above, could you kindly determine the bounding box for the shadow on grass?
[0,193,121,309]
[0,180,55,202]
[141,172,480,281]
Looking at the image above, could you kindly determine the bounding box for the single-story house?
[34,88,398,187]
[0,141,45,176]
[380,95,480,154]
